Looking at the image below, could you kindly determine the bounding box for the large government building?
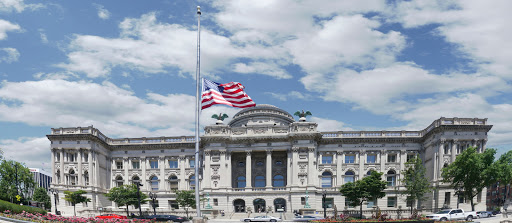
[47,105,492,217]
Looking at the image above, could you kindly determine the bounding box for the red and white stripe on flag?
[201,78,256,110]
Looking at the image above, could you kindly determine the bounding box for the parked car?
[137,215,187,222]
[425,209,476,221]
[477,211,490,218]
[293,215,324,222]
[96,214,127,219]
[492,210,501,215]
[240,215,282,222]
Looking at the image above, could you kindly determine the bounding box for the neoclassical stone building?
[48,104,492,217]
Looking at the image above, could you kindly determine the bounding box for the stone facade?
[47,104,492,216]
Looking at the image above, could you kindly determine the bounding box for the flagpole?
[194,5,202,218]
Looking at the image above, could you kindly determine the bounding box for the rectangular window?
[69,153,75,162]
[407,154,415,162]
[189,160,195,168]
[169,160,178,168]
[132,161,140,169]
[387,154,396,163]
[301,197,306,205]
[344,176,354,183]
[150,160,158,169]
[56,153,60,161]
[387,197,396,207]
[345,155,355,163]
[444,192,451,206]
[345,197,354,208]
[387,176,396,187]
[406,196,413,207]
[169,200,179,209]
[324,198,334,208]
[367,199,376,208]
[322,155,333,164]
[367,155,376,163]
[116,161,123,169]
[84,153,88,162]
[213,198,218,206]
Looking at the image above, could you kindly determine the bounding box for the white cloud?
[311,117,353,132]
[0,0,43,13]
[265,91,313,101]
[233,62,291,79]
[93,3,110,20]
[0,19,21,40]
[0,137,51,171]
[39,29,48,43]
[0,48,19,63]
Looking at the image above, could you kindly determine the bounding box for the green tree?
[492,150,512,208]
[176,190,195,218]
[0,160,36,203]
[63,190,91,216]
[32,187,51,210]
[340,171,387,218]
[441,147,496,211]
[400,156,432,214]
[105,184,148,217]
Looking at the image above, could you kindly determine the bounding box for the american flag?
[201,78,256,110]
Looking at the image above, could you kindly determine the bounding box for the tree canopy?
[63,190,91,216]
[105,184,148,217]
[32,187,51,210]
[340,171,387,218]
[0,160,35,203]
[400,156,432,213]
[176,190,195,218]
[441,147,496,211]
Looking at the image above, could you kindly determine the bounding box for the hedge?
[0,200,47,215]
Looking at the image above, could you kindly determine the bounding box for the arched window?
[254,176,265,187]
[322,171,332,188]
[234,199,245,213]
[253,198,266,213]
[189,175,195,190]
[344,171,355,183]
[273,175,284,187]
[132,176,140,184]
[150,176,159,191]
[386,170,396,186]
[69,169,76,185]
[83,171,89,186]
[169,175,178,191]
[367,170,375,176]
[237,176,246,188]
[115,176,123,187]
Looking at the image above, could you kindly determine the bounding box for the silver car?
[293,215,324,222]
[240,215,282,222]
[477,211,490,218]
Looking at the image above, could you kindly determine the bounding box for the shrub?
[0,200,47,215]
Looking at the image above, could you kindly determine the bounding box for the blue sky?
[1,0,511,171]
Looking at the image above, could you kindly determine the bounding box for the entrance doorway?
[234,199,246,213]
[274,198,286,212]
[253,198,266,213]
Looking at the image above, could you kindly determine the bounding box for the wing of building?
[47,104,492,217]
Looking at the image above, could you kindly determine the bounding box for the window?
[132,176,140,184]
[69,169,77,185]
[367,199,376,208]
[444,192,451,206]
[69,153,75,162]
[406,196,413,207]
[189,159,195,168]
[345,155,355,163]
[84,171,89,186]
[301,197,306,205]
[407,154,415,162]
[275,160,283,166]
[150,160,158,169]
[386,170,396,186]
[169,200,179,209]
[367,170,375,176]
[254,176,265,187]
[189,175,195,189]
[322,172,332,188]
[56,153,60,161]
[84,153,88,162]
[214,198,218,206]
[387,154,396,163]
[387,197,396,207]
[116,176,123,187]
[169,160,178,168]
[345,197,354,208]
[322,155,333,164]
[237,176,246,188]
[238,162,245,167]
[150,176,159,191]
[116,161,123,169]
[273,175,285,187]
[344,171,355,183]
[256,161,264,166]
[169,176,178,191]
[324,198,334,208]
[132,161,140,169]
[367,155,376,163]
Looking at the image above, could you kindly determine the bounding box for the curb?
[0,215,35,223]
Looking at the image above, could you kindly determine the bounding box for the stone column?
[88,150,93,186]
[219,150,227,188]
[433,144,438,181]
[307,147,315,186]
[336,152,342,186]
[286,149,292,187]
[291,147,299,186]
[266,150,272,188]
[482,139,487,152]
[451,140,457,163]
[159,156,165,191]
[124,158,129,185]
[51,149,56,184]
[438,140,445,181]
[141,157,147,190]
[77,148,82,185]
[399,150,406,182]
[380,151,385,180]
[358,151,365,179]
[179,156,186,190]
[226,151,232,188]
[246,151,252,188]
[204,151,211,189]
[94,151,100,188]
[59,148,64,184]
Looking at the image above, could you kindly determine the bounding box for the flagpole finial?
[197,6,201,15]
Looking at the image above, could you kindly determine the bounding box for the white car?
[477,211,490,218]
[426,209,476,221]
[240,215,282,222]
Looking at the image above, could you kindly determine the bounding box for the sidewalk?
[474,214,511,223]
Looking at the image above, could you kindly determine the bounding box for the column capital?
[266,150,272,155]
[308,147,315,152]
[452,139,458,143]
[246,150,252,156]
[178,155,186,160]
[292,147,300,153]
[440,138,446,143]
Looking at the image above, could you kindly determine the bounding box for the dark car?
[140,215,187,222]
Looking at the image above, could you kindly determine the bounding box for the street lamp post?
[48,189,59,215]
[149,192,157,216]
[322,190,327,218]
[136,183,143,217]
